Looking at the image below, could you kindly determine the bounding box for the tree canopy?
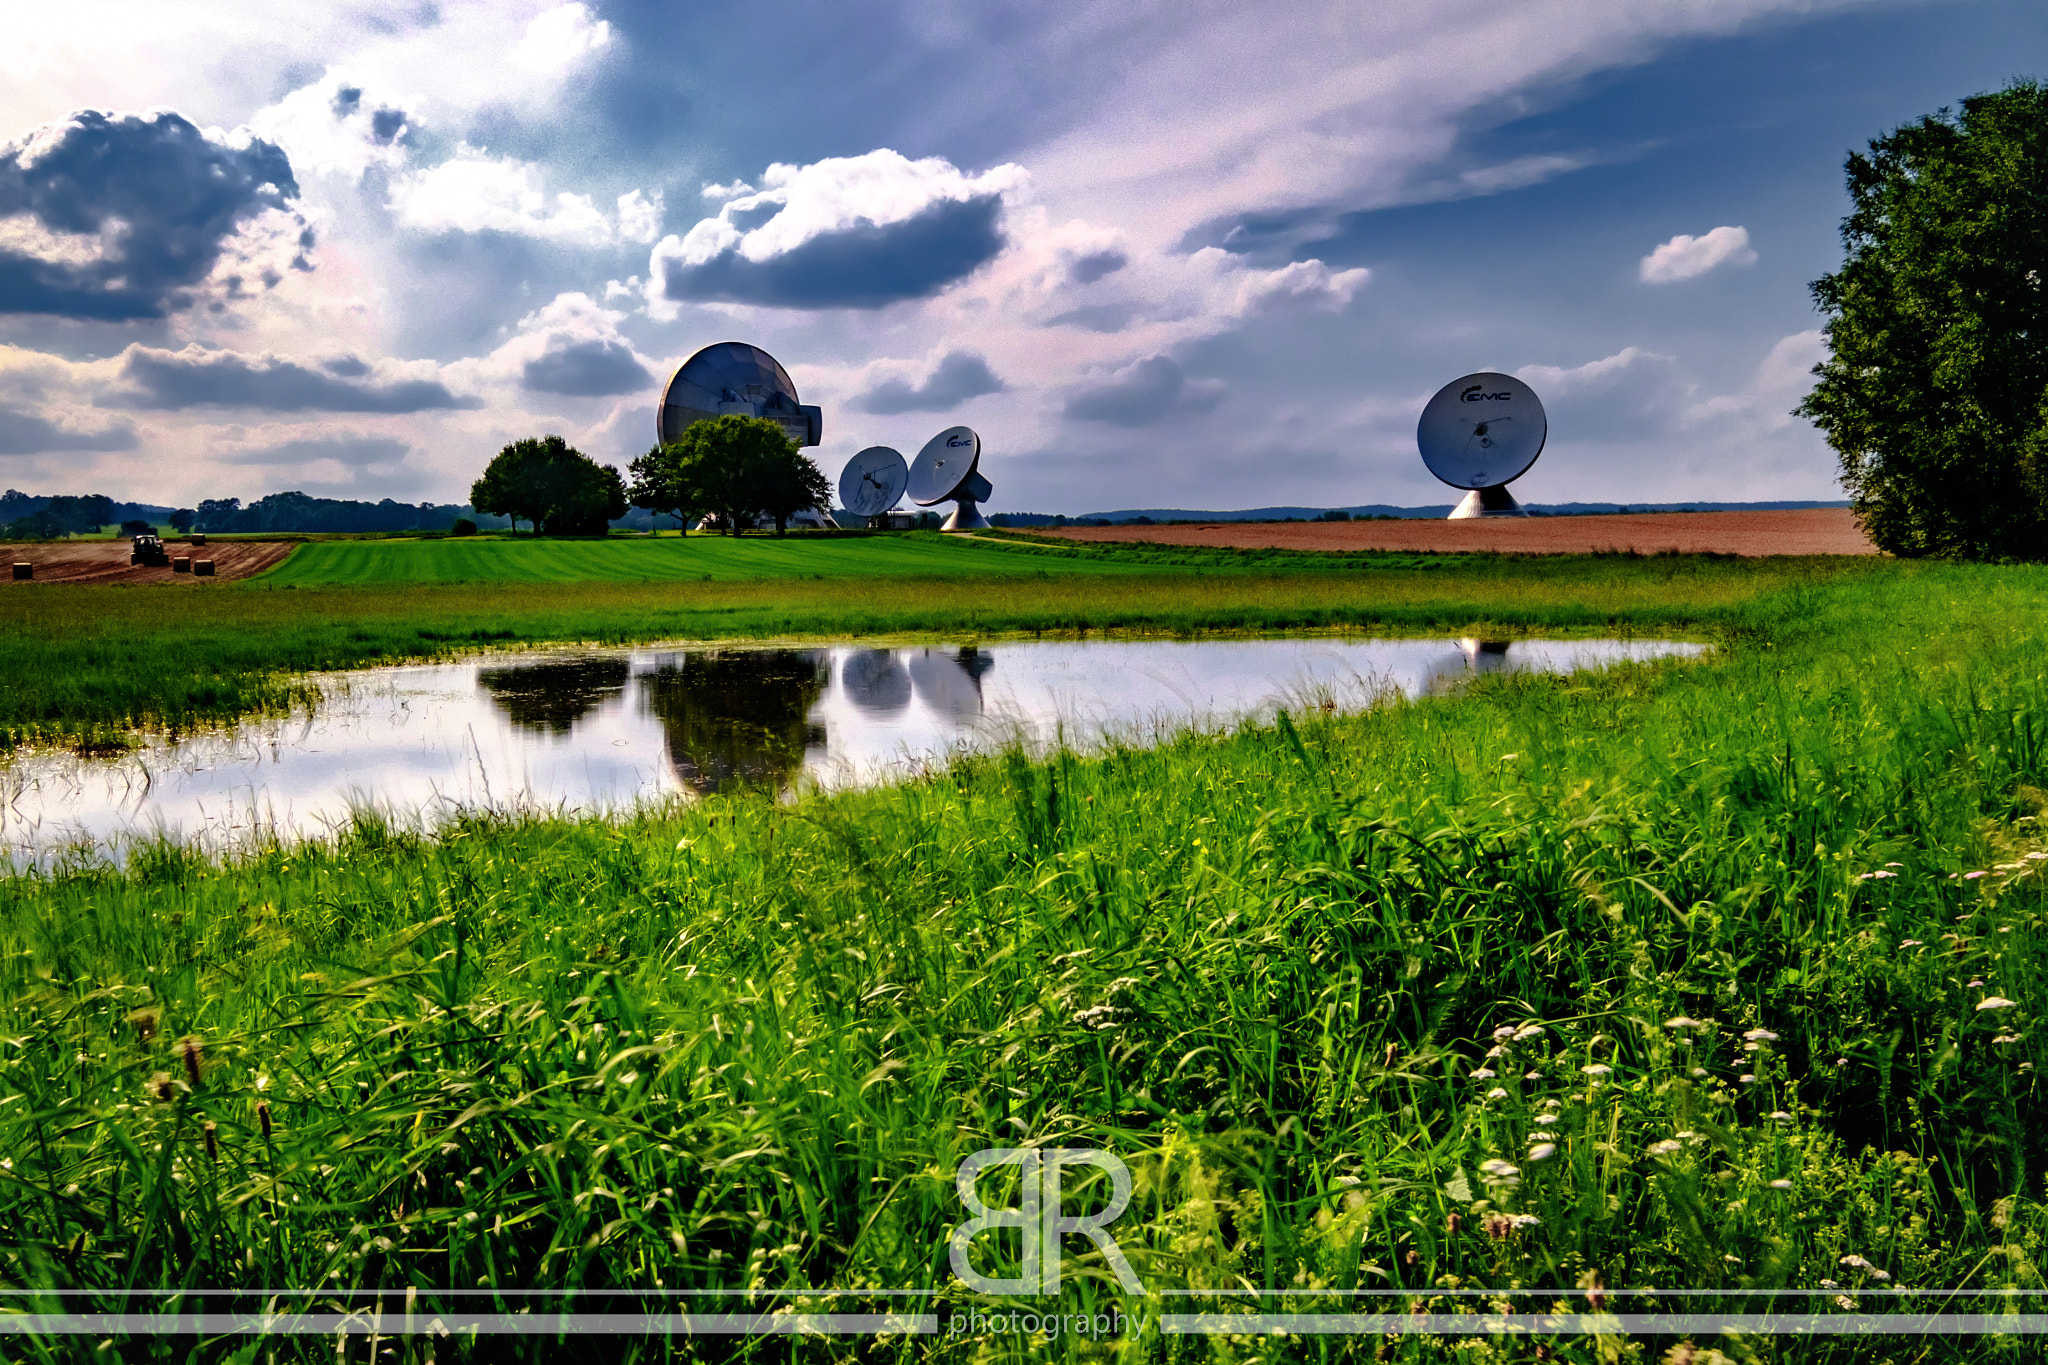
[470,435,627,536]
[645,416,830,537]
[1800,79,2048,560]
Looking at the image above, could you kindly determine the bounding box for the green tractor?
[130,533,169,567]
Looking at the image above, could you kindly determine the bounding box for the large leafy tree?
[664,415,829,537]
[1799,79,2048,560]
[470,435,626,537]
[625,443,707,532]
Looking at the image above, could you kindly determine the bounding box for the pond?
[0,636,1703,865]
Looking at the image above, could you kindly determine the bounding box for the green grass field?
[3,557,2047,1360]
[256,531,1176,585]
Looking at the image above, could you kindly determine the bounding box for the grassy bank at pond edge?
[3,560,2048,1360]
[0,540,1818,749]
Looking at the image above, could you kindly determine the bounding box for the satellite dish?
[839,446,908,521]
[658,342,823,449]
[908,647,992,723]
[908,426,993,532]
[1416,372,1546,519]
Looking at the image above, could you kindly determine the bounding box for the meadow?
[2,545,2045,1361]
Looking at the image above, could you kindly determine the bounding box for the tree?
[470,435,626,536]
[168,508,195,533]
[1799,80,2048,560]
[626,443,706,533]
[195,498,241,532]
[753,442,832,536]
[664,415,824,537]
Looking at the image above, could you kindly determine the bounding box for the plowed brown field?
[3,540,294,584]
[1035,507,1875,556]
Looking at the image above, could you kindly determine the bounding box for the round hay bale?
[172,557,191,573]
[11,562,30,580]
[194,560,215,576]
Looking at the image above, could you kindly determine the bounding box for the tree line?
[471,417,829,537]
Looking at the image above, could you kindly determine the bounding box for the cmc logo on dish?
[1461,385,1514,403]
[947,434,974,448]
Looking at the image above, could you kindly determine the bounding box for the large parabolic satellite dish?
[908,426,992,532]
[658,342,822,449]
[839,446,909,519]
[1416,372,1547,519]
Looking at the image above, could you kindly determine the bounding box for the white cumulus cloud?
[389,149,653,247]
[511,2,614,76]
[1639,225,1756,284]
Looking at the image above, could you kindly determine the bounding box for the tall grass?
[0,562,2045,1358]
[0,546,1833,749]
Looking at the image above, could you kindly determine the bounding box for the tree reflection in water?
[640,651,828,795]
[476,656,632,736]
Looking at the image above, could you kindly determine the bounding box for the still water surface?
[0,636,1702,864]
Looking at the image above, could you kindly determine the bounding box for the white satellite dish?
[839,446,908,522]
[1416,372,1546,519]
[908,426,992,532]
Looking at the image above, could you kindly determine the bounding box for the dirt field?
[2,540,294,584]
[1035,507,1876,557]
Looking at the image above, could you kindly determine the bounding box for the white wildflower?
[1581,1064,1612,1076]
[1978,997,2019,1011]
[1486,1087,1508,1100]
[1768,1179,1793,1189]
[1471,1068,1497,1080]
[1743,1029,1780,1042]
[1527,1142,1557,1161]
[1664,1016,1702,1030]
[1646,1140,1683,1157]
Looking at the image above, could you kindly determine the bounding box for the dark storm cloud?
[0,406,136,455]
[1067,249,1127,284]
[521,338,651,398]
[114,346,479,412]
[660,195,1004,309]
[856,351,1005,414]
[1064,355,1223,427]
[0,109,310,321]
[220,433,411,466]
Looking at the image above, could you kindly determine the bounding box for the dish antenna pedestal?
[1449,485,1526,519]
[1417,372,1546,520]
[909,426,992,532]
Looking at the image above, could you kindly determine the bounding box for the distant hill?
[994,499,1851,526]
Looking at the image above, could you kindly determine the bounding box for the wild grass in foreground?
[0,544,1824,748]
[1,562,2047,1360]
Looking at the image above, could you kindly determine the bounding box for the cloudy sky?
[2,0,2043,514]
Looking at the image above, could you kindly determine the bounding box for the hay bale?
[173,557,191,573]
[11,562,30,580]
[194,560,215,576]
[191,533,207,546]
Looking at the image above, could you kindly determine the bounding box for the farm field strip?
[257,531,1163,585]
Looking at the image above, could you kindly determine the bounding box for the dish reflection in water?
[838,649,911,718]
[0,636,1703,864]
